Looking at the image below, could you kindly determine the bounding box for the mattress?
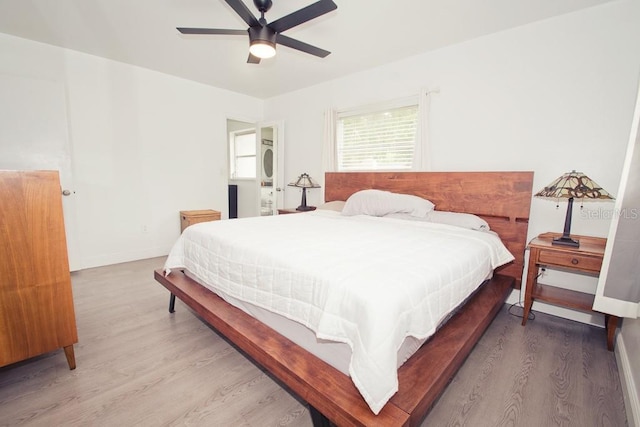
[184,268,433,376]
[164,210,514,414]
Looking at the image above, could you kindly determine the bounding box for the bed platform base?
[154,269,514,426]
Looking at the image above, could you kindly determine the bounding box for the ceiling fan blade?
[276,34,330,58]
[177,28,247,35]
[224,0,260,28]
[268,0,337,33]
[247,53,261,64]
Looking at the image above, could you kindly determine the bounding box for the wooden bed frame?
[154,171,533,426]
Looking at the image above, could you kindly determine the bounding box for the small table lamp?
[535,170,614,247]
[288,173,321,211]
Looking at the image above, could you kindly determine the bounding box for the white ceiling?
[0,0,615,99]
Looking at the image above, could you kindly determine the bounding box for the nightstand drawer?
[538,249,602,272]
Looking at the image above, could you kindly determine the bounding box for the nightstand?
[522,232,618,350]
[180,209,221,232]
[277,207,316,214]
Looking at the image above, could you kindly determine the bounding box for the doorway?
[226,119,284,218]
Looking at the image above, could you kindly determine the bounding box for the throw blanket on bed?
[164,210,514,414]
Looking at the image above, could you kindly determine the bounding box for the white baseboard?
[616,333,640,427]
[78,246,168,270]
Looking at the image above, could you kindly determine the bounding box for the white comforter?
[164,210,514,414]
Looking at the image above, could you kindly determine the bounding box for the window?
[229,130,257,179]
[336,98,418,171]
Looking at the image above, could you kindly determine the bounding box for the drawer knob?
[571,258,579,265]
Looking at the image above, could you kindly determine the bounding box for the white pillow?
[317,200,346,212]
[428,211,490,231]
[384,210,490,231]
[341,189,434,218]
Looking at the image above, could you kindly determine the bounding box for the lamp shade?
[535,170,613,201]
[288,173,321,211]
[288,173,321,189]
[535,170,614,247]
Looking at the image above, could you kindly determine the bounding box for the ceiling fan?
[178,0,337,64]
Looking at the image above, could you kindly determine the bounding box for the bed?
[154,171,533,426]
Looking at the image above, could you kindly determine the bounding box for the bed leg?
[169,293,176,313]
[309,405,334,427]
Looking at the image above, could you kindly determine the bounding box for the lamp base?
[296,187,315,211]
[552,197,579,247]
[552,236,580,248]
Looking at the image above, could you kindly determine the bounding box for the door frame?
[257,121,285,215]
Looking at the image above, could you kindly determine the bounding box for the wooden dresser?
[0,170,78,369]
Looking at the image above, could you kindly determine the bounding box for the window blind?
[336,104,418,171]
[230,131,257,179]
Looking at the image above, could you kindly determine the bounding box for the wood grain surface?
[155,269,513,426]
[0,257,626,426]
[0,170,77,368]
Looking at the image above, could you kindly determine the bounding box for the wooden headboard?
[325,171,534,288]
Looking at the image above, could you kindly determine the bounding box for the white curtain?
[322,108,337,173]
[412,89,434,171]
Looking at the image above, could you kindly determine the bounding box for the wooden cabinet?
[522,232,618,350]
[0,170,78,369]
[180,209,221,232]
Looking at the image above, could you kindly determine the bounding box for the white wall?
[0,33,263,269]
[265,0,640,324]
[266,1,639,213]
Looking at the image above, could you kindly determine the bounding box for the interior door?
[257,121,284,215]
[0,74,81,271]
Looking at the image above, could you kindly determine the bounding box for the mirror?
[263,146,273,178]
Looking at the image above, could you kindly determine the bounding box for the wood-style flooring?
[0,257,627,426]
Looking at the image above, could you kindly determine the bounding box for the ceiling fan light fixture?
[249,25,277,59]
[249,40,276,58]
